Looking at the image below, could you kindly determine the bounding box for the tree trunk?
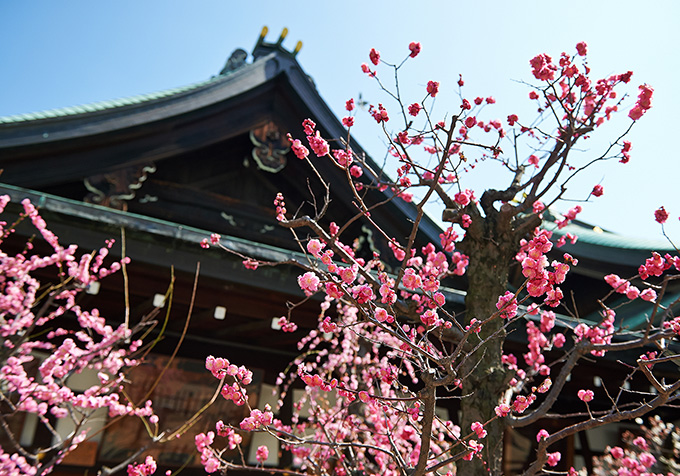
[456,212,516,476]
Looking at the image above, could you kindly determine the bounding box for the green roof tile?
[553,221,674,251]
[0,75,220,124]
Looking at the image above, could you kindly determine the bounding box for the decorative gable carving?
[84,164,157,210]
[249,121,289,173]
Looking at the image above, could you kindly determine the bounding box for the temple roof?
[0,76,219,125]
[0,48,298,149]
[0,28,301,131]
[1,27,673,254]
[552,218,674,266]
[0,28,676,303]
[0,29,677,370]
[0,28,444,263]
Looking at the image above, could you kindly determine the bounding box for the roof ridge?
[551,220,675,251]
[0,27,302,126]
[0,72,225,125]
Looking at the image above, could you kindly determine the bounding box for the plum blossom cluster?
[0,197,158,476]
[369,103,389,123]
[194,407,271,472]
[526,41,650,140]
[604,271,659,302]
[294,237,461,337]
[495,377,552,425]
[195,431,220,473]
[496,291,518,320]
[302,119,330,157]
[275,304,462,474]
[298,366,338,391]
[523,311,565,376]
[462,439,484,461]
[594,435,664,476]
[629,84,654,120]
[516,229,570,307]
[199,41,670,476]
[530,53,558,81]
[239,406,274,431]
[592,417,680,475]
[0,449,36,476]
[286,120,365,192]
[204,289,467,475]
[555,205,582,229]
[126,456,157,476]
[277,315,298,332]
[206,355,253,382]
[287,133,309,160]
[471,421,487,439]
[200,233,221,249]
[573,308,616,357]
[333,147,353,167]
[545,451,561,467]
[216,420,243,449]
[274,192,287,221]
[206,355,253,406]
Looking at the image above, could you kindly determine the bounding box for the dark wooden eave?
[0,48,443,250]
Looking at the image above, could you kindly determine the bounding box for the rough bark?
[455,206,518,476]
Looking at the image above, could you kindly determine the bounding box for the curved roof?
[0,38,446,251]
[0,78,219,124]
[0,52,280,148]
[0,37,673,263]
[554,220,673,251]
[0,78,224,124]
[546,210,675,267]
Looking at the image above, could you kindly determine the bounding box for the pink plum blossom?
[576,41,588,56]
[256,445,269,464]
[298,272,321,294]
[427,81,439,97]
[369,48,380,66]
[654,206,669,224]
[577,389,594,402]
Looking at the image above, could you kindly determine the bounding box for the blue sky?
[1,0,678,240]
